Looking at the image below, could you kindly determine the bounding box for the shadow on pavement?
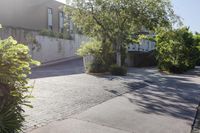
[29,58,84,79]
[105,67,200,123]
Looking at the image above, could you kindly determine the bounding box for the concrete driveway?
[25,59,200,133]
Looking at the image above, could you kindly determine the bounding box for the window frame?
[47,8,53,31]
[59,11,65,33]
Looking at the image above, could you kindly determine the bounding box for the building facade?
[0,0,71,32]
[0,0,87,65]
[128,40,156,52]
[127,33,157,67]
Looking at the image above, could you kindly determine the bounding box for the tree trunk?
[116,51,121,66]
[116,41,122,66]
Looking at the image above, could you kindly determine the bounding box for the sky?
[56,0,200,33]
[172,0,200,33]
[56,0,66,4]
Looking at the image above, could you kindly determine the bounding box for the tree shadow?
[105,67,200,122]
[29,58,84,79]
[185,66,200,77]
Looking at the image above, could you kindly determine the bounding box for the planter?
[83,55,94,71]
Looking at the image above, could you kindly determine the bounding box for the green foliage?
[193,33,200,46]
[39,29,72,40]
[66,0,179,66]
[78,39,116,73]
[195,47,200,66]
[156,27,199,73]
[193,33,200,65]
[78,39,109,73]
[0,101,24,133]
[132,34,156,44]
[77,39,102,57]
[86,61,107,73]
[110,64,127,76]
[0,37,40,133]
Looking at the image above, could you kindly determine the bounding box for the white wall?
[128,40,156,52]
[0,27,88,65]
[30,34,88,64]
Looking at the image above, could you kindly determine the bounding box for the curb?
[31,56,82,68]
[191,103,200,133]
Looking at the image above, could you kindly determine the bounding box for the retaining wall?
[0,27,88,64]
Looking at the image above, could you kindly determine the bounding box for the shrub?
[39,29,72,40]
[77,39,102,57]
[193,34,200,66]
[0,100,24,133]
[196,46,200,66]
[78,39,116,73]
[78,39,108,73]
[86,61,107,73]
[110,64,127,76]
[156,27,199,73]
[0,37,40,133]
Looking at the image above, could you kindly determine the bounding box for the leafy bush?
[86,61,107,73]
[78,39,109,73]
[77,39,102,57]
[156,27,199,73]
[196,46,200,66]
[193,34,200,66]
[39,29,72,40]
[0,100,24,133]
[0,37,40,133]
[110,64,127,76]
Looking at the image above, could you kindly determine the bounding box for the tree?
[65,0,179,66]
[156,27,199,73]
[193,33,200,46]
[193,33,200,65]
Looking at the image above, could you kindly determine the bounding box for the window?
[59,12,64,33]
[48,8,53,30]
[69,19,74,32]
[65,14,69,32]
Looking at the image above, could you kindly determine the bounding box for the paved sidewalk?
[28,65,200,133]
[28,118,129,133]
[29,90,197,133]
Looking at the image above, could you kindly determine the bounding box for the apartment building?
[0,0,72,32]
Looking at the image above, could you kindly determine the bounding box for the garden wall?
[0,27,88,65]
[0,26,38,43]
[31,35,88,64]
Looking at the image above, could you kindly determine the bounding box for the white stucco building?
[128,32,156,52]
[128,40,156,52]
